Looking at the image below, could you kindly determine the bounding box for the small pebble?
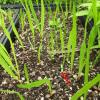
[45,94,50,98]
[24,92,28,96]
[2,79,7,85]
[51,90,56,95]
[41,97,44,100]
[73,75,77,80]
[88,90,92,93]
[30,71,35,76]
[70,87,72,90]
[38,77,42,80]
[22,77,25,81]
[40,61,44,66]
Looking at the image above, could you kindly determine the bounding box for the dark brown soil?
[0,11,100,100]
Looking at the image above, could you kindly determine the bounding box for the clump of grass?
[22,0,35,48]
[67,1,77,70]
[0,12,20,79]
[0,43,18,80]
[0,0,100,99]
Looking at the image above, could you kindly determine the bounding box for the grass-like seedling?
[0,89,24,100]
[19,9,26,31]
[0,12,20,79]
[0,0,100,99]
[38,0,45,63]
[17,64,52,93]
[49,31,55,59]
[28,0,40,31]
[0,43,18,80]
[21,0,35,48]
[71,74,100,100]
[77,0,100,99]
[67,1,77,70]
[17,78,52,93]
[24,64,30,83]
[8,10,24,47]
[0,6,52,99]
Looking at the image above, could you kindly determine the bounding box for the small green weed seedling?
[0,89,24,100]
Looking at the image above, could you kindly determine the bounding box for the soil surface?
[0,11,100,100]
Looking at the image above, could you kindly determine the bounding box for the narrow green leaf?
[71,74,100,100]
[8,10,23,47]
[24,64,29,83]
[0,89,24,100]
[17,79,52,92]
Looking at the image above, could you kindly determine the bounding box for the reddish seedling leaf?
[60,71,71,86]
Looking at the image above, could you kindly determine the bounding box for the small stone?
[49,78,53,81]
[0,32,3,37]
[54,82,57,85]
[51,90,56,95]
[68,61,70,64]
[74,63,77,66]
[24,92,28,96]
[45,94,50,98]
[21,77,25,81]
[40,61,44,66]
[2,79,7,85]
[52,70,55,72]
[41,71,45,76]
[73,75,77,80]
[41,97,44,100]
[9,84,13,88]
[40,93,44,96]
[94,90,98,94]
[77,85,79,89]
[13,81,16,83]
[38,77,42,80]
[88,90,92,93]
[30,71,35,76]
[70,87,72,90]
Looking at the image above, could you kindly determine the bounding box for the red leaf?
[60,71,71,86]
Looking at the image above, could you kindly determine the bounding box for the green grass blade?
[8,10,23,47]
[50,31,55,59]
[17,79,52,92]
[67,1,77,70]
[1,13,20,79]
[40,0,45,37]
[78,41,86,76]
[60,28,65,55]
[85,25,98,84]
[28,0,40,31]
[0,43,17,73]
[0,89,24,100]
[38,0,45,63]
[24,0,35,47]
[0,54,18,80]
[24,64,29,83]
[19,9,25,31]
[71,74,100,100]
